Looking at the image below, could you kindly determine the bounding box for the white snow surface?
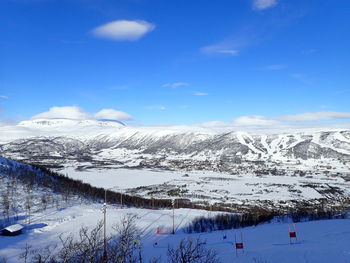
[0,203,350,263]
[61,167,350,205]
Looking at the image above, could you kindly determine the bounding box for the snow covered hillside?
[1,194,350,263]
[1,119,350,210]
[1,119,350,170]
[0,156,350,263]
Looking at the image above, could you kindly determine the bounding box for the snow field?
[61,167,349,205]
[1,203,350,263]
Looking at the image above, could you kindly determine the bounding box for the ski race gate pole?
[235,231,244,256]
[288,224,297,243]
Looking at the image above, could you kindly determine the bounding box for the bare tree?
[77,221,104,262]
[24,184,33,224]
[57,233,76,262]
[19,217,144,263]
[57,221,104,263]
[167,238,220,263]
[41,193,48,211]
[9,177,19,220]
[109,214,142,263]
[29,244,58,263]
[19,244,32,263]
[1,192,10,223]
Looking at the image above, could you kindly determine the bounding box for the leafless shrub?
[109,214,142,263]
[167,237,220,263]
[19,243,32,263]
[29,244,58,263]
[57,221,104,262]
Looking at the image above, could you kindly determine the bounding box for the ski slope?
[1,202,349,263]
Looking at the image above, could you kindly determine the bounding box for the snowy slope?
[1,119,350,210]
[1,154,349,263]
[1,119,349,166]
[1,202,349,263]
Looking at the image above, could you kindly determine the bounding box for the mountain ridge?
[0,119,349,172]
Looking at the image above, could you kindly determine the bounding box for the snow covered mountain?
[0,119,350,172]
[1,119,350,213]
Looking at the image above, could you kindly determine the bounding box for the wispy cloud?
[261,64,287,70]
[145,105,166,111]
[94,109,133,120]
[199,18,273,58]
[200,0,304,59]
[233,115,280,126]
[192,91,208,96]
[200,43,239,56]
[162,82,189,88]
[0,95,8,99]
[233,112,350,126]
[31,106,133,121]
[253,0,278,10]
[278,112,350,122]
[91,20,155,41]
[200,111,350,130]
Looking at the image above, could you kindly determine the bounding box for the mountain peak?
[18,118,125,128]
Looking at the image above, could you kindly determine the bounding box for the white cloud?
[32,106,88,120]
[278,112,350,122]
[31,106,133,121]
[197,111,350,131]
[232,112,350,126]
[0,95,8,99]
[253,0,277,10]
[162,82,189,88]
[193,91,208,96]
[92,20,155,41]
[94,109,133,121]
[200,121,228,128]
[233,115,280,126]
[201,44,239,56]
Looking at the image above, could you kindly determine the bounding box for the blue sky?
[1,0,350,127]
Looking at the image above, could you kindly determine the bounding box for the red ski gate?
[235,242,244,249]
[288,224,298,243]
[234,231,244,256]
